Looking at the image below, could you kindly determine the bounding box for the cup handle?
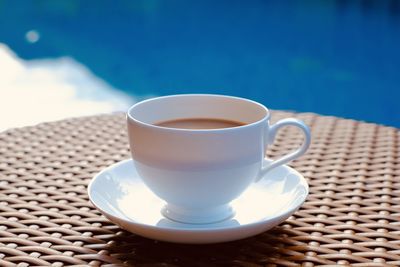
[255,118,311,182]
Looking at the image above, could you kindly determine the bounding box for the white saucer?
[88,159,308,244]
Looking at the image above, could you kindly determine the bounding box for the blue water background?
[1,0,399,127]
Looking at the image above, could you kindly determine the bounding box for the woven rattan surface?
[0,111,399,266]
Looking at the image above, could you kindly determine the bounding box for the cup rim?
[127,94,270,132]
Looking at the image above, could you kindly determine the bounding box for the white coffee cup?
[127,94,311,224]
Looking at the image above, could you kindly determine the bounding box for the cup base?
[161,204,235,224]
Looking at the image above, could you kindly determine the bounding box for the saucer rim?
[88,158,309,233]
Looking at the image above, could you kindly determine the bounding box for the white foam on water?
[0,43,136,131]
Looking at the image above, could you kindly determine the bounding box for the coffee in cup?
[155,118,245,129]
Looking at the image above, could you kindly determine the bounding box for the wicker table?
[0,111,399,266]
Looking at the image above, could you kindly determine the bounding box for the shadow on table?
[104,226,297,266]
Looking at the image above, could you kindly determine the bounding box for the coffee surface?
[155,118,245,129]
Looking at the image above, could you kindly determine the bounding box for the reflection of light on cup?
[25,30,40,43]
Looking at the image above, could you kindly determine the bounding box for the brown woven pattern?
[0,112,399,266]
